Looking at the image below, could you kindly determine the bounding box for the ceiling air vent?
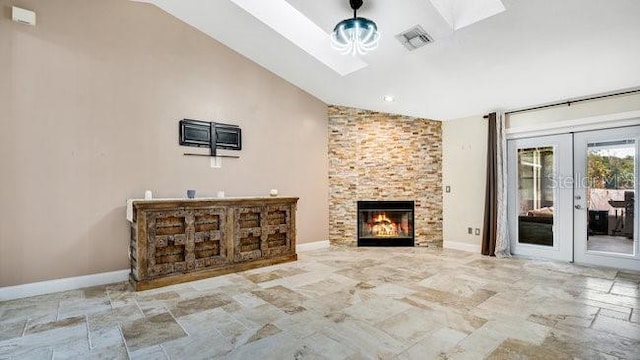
[395,25,433,51]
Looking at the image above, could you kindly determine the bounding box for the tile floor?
[1,247,640,359]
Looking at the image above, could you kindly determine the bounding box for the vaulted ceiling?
[136,0,640,120]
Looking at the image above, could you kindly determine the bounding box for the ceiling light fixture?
[383,95,395,102]
[331,0,380,56]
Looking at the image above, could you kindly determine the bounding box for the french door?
[574,127,640,270]
[508,126,640,271]
[507,134,573,261]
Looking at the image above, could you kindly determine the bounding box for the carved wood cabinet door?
[233,204,295,262]
[146,208,227,279]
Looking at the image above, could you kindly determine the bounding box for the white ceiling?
[136,0,640,120]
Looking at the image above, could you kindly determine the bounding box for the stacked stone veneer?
[328,105,443,247]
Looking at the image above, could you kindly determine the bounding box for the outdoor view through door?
[517,147,555,247]
[508,127,639,270]
[586,140,635,255]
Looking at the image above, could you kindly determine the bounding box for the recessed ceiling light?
[383,95,395,102]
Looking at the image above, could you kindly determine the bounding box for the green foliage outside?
[587,151,634,189]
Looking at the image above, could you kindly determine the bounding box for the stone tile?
[295,332,358,359]
[107,282,137,308]
[57,297,112,319]
[243,267,307,284]
[121,312,187,352]
[83,285,110,299]
[577,297,633,314]
[487,338,573,360]
[321,318,407,358]
[411,286,497,312]
[599,308,631,321]
[0,317,88,359]
[231,292,267,308]
[89,326,124,351]
[219,331,301,360]
[528,299,600,328]
[611,283,640,297]
[0,319,26,341]
[579,288,640,308]
[444,325,506,359]
[292,274,359,299]
[272,309,333,339]
[7,347,52,360]
[169,294,232,317]
[246,323,281,344]
[161,332,233,359]
[418,274,484,298]
[369,283,416,298]
[592,315,640,341]
[0,299,59,325]
[375,307,445,345]
[343,295,412,325]
[563,275,614,293]
[87,304,144,332]
[252,285,307,314]
[398,327,467,360]
[3,247,640,359]
[544,325,640,359]
[25,316,86,335]
[230,303,288,329]
[617,271,640,282]
[129,345,168,360]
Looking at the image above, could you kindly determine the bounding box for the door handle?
[575,204,583,209]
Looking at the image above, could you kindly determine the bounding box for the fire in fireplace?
[357,201,415,246]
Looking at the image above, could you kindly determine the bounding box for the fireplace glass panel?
[357,201,414,246]
[359,210,413,239]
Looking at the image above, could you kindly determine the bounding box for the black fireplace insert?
[357,201,415,247]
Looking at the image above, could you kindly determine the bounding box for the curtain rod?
[503,88,640,116]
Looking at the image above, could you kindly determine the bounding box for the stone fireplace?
[328,105,442,247]
[358,201,414,246]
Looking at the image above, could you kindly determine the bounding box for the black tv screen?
[179,119,211,148]
[179,119,241,151]
[215,124,242,150]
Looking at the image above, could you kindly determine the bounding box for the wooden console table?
[128,197,298,290]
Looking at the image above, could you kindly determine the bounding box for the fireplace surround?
[357,201,415,246]
[328,105,443,247]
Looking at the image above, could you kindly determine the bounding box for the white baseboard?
[443,240,480,253]
[297,240,330,252]
[1,242,331,301]
[0,269,130,301]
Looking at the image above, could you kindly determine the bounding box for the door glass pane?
[586,140,635,255]
[517,146,555,246]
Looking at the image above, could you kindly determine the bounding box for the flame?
[370,213,399,237]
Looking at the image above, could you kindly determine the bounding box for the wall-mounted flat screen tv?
[214,124,242,150]
[179,119,242,151]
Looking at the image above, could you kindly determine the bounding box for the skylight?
[429,0,505,30]
[228,0,368,76]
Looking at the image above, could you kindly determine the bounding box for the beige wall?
[442,116,487,249]
[0,0,328,287]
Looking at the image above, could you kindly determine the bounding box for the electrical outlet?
[474,228,480,235]
[445,186,451,193]
[467,227,473,234]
